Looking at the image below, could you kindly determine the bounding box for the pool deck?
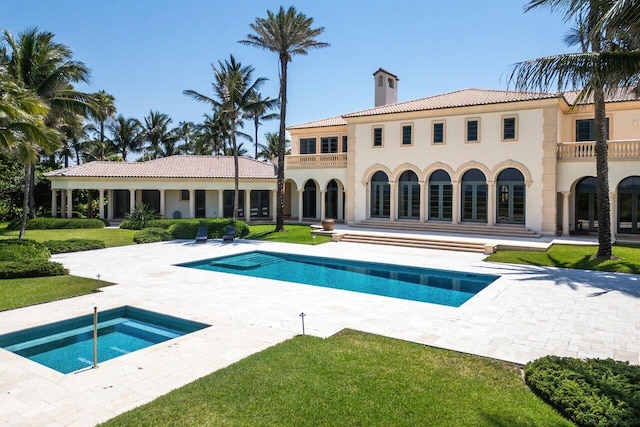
[1,236,639,426]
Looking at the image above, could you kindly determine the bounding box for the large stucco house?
[45,69,640,238]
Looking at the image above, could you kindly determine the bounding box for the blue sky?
[3,0,573,142]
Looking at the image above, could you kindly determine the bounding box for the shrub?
[525,356,640,427]
[120,218,182,230]
[0,259,68,279]
[124,203,161,229]
[133,227,173,244]
[6,217,105,230]
[167,219,249,239]
[0,239,50,262]
[43,239,106,254]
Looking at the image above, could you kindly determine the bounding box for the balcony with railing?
[557,139,640,161]
[285,153,348,169]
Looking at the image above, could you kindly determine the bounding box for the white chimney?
[373,68,398,107]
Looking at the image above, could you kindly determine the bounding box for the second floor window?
[576,118,609,141]
[466,119,479,143]
[373,127,383,147]
[342,135,348,152]
[300,138,316,154]
[503,116,517,141]
[402,125,413,145]
[433,122,444,144]
[321,136,338,153]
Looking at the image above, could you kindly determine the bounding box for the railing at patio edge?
[558,139,640,160]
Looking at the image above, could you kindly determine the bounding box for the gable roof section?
[287,116,347,130]
[44,155,277,179]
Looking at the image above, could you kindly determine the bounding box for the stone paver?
[0,238,638,426]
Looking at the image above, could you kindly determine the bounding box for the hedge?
[6,217,106,230]
[133,228,173,244]
[43,239,106,254]
[0,239,50,262]
[167,219,249,239]
[525,356,640,427]
[120,218,182,230]
[0,259,68,279]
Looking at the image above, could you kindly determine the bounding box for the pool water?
[0,306,209,374]
[179,251,499,307]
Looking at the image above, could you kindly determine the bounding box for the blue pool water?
[179,251,499,307]
[0,306,209,374]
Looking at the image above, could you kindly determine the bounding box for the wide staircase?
[337,233,488,253]
[352,219,541,238]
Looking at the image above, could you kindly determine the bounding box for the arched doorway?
[461,169,487,223]
[496,168,525,224]
[575,177,597,232]
[398,170,420,219]
[429,170,452,221]
[618,176,640,233]
[370,171,390,218]
[303,180,317,218]
[325,179,338,219]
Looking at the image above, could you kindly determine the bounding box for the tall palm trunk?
[254,117,259,159]
[275,57,287,232]
[28,166,36,219]
[19,163,32,239]
[594,86,612,257]
[232,119,239,223]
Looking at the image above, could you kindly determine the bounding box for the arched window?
[575,176,597,232]
[325,180,339,219]
[461,169,487,222]
[496,168,525,224]
[370,171,390,218]
[398,171,420,219]
[618,176,640,234]
[428,170,452,221]
[303,180,317,218]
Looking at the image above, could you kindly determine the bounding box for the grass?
[0,275,110,311]
[245,224,332,245]
[102,330,571,426]
[0,223,136,248]
[486,243,640,274]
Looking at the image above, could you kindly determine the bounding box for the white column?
[610,192,617,243]
[189,189,195,218]
[159,189,165,218]
[562,191,570,236]
[419,182,426,222]
[320,190,326,220]
[271,189,278,222]
[451,181,460,224]
[487,181,495,226]
[66,189,73,218]
[51,190,57,218]
[218,190,224,218]
[129,189,136,214]
[60,190,66,218]
[298,189,304,222]
[389,181,396,221]
[99,189,105,219]
[107,190,114,220]
[338,189,345,221]
[244,190,250,221]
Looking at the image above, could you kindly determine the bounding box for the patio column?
[487,181,495,226]
[610,192,617,243]
[107,190,114,220]
[419,182,426,222]
[271,189,277,222]
[159,189,165,218]
[218,190,224,218]
[129,189,136,214]
[298,189,304,223]
[451,181,460,225]
[244,190,250,221]
[562,191,570,236]
[389,181,396,221]
[98,189,105,219]
[188,189,195,218]
[51,189,57,218]
[338,189,345,221]
[60,190,66,219]
[66,189,73,218]
[320,189,326,220]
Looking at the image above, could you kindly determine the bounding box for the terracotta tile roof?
[563,87,640,105]
[287,116,347,130]
[44,156,277,179]
[342,89,560,118]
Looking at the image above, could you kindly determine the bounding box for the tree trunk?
[28,165,36,219]
[19,163,31,239]
[254,117,259,159]
[594,87,612,258]
[275,57,287,232]
[232,128,239,223]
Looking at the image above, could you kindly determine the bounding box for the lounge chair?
[195,226,208,243]
[222,225,236,242]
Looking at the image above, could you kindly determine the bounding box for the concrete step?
[353,219,540,238]
[338,234,488,253]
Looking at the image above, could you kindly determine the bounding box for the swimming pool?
[179,251,499,307]
[0,306,209,374]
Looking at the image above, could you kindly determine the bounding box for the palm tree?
[109,115,143,161]
[244,91,278,158]
[258,132,290,161]
[88,90,116,160]
[240,6,329,231]
[509,0,640,258]
[142,110,178,159]
[184,54,267,221]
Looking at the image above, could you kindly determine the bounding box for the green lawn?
[0,225,136,247]
[102,330,571,426]
[486,243,640,274]
[0,275,109,311]
[245,224,332,245]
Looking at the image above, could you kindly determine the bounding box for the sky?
[2,0,574,144]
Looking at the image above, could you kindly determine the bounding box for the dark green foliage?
[0,239,50,262]
[6,217,105,230]
[133,228,173,244]
[119,218,182,230]
[167,219,248,239]
[124,203,161,229]
[0,259,68,279]
[43,239,106,254]
[525,356,640,426]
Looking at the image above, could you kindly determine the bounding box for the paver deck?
[0,238,638,426]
